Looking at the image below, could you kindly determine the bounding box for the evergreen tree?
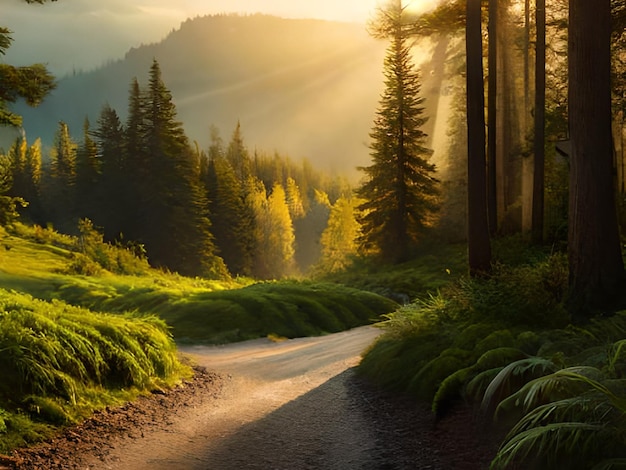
[44,121,77,231]
[0,154,26,226]
[123,77,148,243]
[7,137,27,200]
[7,136,43,223]
[75,117,100,220]
[92,103,127,240]
[137,60,226,278]
[205,152,251,276]
[0,28,55,127]
[227,121,251,183]
[356,1,439,263]
[466,0,492,276]
[24,138,43,223]
[568,0,626,318]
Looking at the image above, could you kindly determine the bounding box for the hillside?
[13,14,388,174]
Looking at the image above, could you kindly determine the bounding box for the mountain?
[12,14,388,175]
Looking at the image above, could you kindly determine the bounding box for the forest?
[0,0,626,468]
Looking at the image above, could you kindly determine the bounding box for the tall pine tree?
[92,103,127,240]
[205,147,251,276]
[44,121,77,231]
[356,0,439,263]
[75,117,100,221]
[137,60,226,278]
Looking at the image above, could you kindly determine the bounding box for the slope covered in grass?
[0,223,397,343]
[0,288,189,452]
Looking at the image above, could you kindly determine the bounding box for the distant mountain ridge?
[13,14,388,174]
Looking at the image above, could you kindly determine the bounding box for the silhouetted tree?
[92,103,127,240]
[466,0,492,276]
[567,0,625,319]
[0,34,54,127]
[141,60,226,277]
[227,121,251,183]
[532,0,546,243]
[357,0,439,263]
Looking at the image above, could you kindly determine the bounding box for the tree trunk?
[531,0,546,243]
[521,0,533,234]
[568,0,625,320]
[487,0,498,235]
[466,0,492,276]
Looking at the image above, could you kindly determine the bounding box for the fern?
[481,357,560,418]
[491,422,610,470]
[591,459,626,470]
[609,339,626,378]
[432,365,474,416]
[495,367,605,420]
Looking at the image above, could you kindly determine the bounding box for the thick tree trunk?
[487,0,498,235]
[532,0,546,243]
[422,35,450,151]
[466,0,492,276]
[521,0,534,235]
[568,0,625,319]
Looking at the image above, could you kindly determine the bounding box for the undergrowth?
[317,241,467,303]
[0,288,189,452]
[359,240,626,468]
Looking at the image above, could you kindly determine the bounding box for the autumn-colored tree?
[285,177,305,220]
[318,195,361,273]
[250,181,295,279]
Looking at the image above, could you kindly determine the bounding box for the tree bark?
[487,0,498,235]
[531,0,546,243]
[568,0,625,319]
[466,0,492,276]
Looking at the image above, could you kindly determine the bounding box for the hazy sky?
[3,0,436,75]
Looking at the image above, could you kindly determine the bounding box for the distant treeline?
[4,60,357,279]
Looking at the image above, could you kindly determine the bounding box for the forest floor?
[1,327,500,470]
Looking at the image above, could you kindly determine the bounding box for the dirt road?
[8,326,497,469]
[84,326,384,469]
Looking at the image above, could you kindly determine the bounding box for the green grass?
[0,221,399,451]
[316,240,468,302]
[0,223,397,344]
[0,288,190,453]
[156,281,398,343]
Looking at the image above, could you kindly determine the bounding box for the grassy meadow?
[0,222,399,451]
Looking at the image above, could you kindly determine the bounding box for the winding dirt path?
[85,326,383,469]
[7,326,498,469]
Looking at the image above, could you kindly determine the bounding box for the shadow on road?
[193,368,397,470]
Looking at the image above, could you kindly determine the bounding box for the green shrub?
[0,289,188,430]
[161,281,397,343]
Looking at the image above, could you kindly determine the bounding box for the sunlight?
[403,0,438,15]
